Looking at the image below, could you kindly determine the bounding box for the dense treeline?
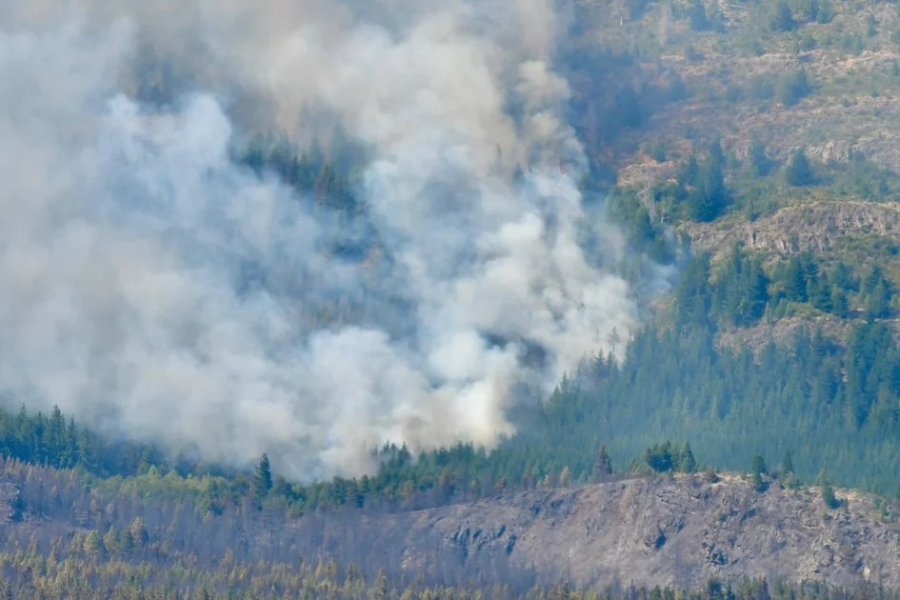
[501,251,899,498]
[692,246,895,325]
[0,405,183,479]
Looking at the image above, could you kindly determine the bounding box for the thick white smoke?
[0,1,638,479]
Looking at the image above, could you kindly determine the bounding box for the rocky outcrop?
[335,474,900,592]
[680,201,900,258]
[808,140,863,164]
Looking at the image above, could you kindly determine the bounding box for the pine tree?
[643,441,677,473]
[83,531,105,560]
[680,443,697,473]
[253,453,274,504]
[751,455,768,492]
[689,146,727,222]
[830,286,849,318]
[778,69,811,106]
[865,279,890,320]
[784,149,815,186]
[748,139,773,176]
[817,469,841,509]
[129,517,148,548]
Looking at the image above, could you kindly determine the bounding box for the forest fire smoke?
[0,1,637,479]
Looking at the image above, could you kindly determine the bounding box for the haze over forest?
[0,0,656,481]
[0,0,898,597]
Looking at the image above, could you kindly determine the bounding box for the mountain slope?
[367,474,899,591]
[2,460,896,596]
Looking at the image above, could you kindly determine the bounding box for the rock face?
[356,475,899,592]
[680,201,900,259]
[808,140,862,165]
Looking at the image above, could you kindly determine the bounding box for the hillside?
[384,474,900,591]
[0,457,896,598]
[2,0,900,597]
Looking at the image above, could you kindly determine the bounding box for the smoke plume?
[0,1,640,479]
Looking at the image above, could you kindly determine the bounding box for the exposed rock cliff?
[680,201,900,259]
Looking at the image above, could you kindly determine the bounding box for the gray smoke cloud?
[0,1,641,479]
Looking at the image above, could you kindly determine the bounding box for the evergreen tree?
[748,139,773,176]
[751,455,768,492]
[83,531,105,560]
[784,149,815,186]
[716,247,769,325]
[863,267,891,320]
[253,453,274,505]
[675,253,713,326]
[817,470,841,509]
[688,143,728,222]
[777,69,812,106]
[680,443,697,473]
[643,441,677,473]
[830,287,849,318]
[129,517,148,548]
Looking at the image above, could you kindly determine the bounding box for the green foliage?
[674,252,713,326]
[664,142,730,222]
[831,158,897,201]
[747,139,775,176]
[643,441,679,472]
[752,455,767,476]
[777,69,812,106]
[713,246,769,326]
[691,142,729,221]
[784,149,816,186]
[861,265,892,320]
[642,441,699,473]
[511,253,900,499]
[607,188,674,262]
[770,0,796,32]
[818,469,842,509]
[0,404,176,479]
[252,453,273,505]
[745,75,775,102]
[751,455,768,492]
[681,443,697,473]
